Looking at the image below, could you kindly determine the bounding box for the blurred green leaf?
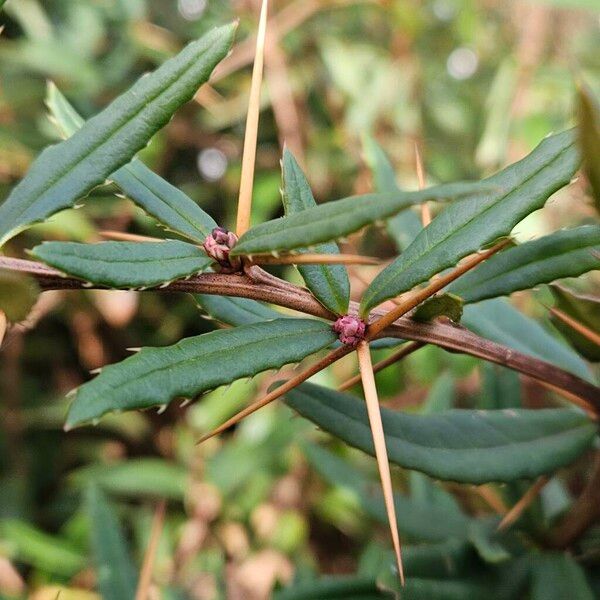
[67,319,337,427]
[361,130,580,314]
[0,269,39,322]
[578,83,600,212]
[32,240,212,288]
[412,293,463,323]
[282,148,350,315]
[480,364,522,410]
[462,299,593,381]
[195,294,284,326]
[531,553,594,600]
[274,575,390,599]
[0,24,235,247]
[449,226,600,304]
[86,484,137,600]
[287,383,596,484]
[550,284,600,362]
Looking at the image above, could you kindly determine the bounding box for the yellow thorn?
[235,0,269,237]
[497,476,549,531]
[135,500,167,600]
[415,144,431,226]
[550,307,600,348]
[356,341,404,586]
[99,231,162,243]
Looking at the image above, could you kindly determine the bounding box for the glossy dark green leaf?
[195,294,284,326]
[87,485,137,600]
[462,299,593,381]
[412,293,463,323]
[286,383,596,484]
[67,319,337,427]
[31,240,212,288]
[0,24,235,246]
[550,284,600,361]
[282,149,350,315]
[0,269,40,322]
[46,72,218,243]
[361,130,580,314]
[531,553,594,600]
[362,134,422,251]
[232,181,490,257]
[449,226,600,303]
[578,83,600,213]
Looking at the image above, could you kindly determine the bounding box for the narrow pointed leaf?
[195,294,284,326]
[550,284,600,361]
[31,240,212,288]
[449,226,600,303]
[285,383,596,484]
[363,134,422,250]
[462,299,593,381]
[87,485,137,600]
[47,82,218,240]
[361,130,580,313]
[67,318,337,427]
[578,83,600,212]
[232,181,491,257]
[282,149,350,314]
[0,24,235,247]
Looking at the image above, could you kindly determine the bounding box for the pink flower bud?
[203,227,242,273]
[332,315,366,346]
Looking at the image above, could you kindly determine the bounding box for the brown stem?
[2,256,598,411]
[547,453,600,548]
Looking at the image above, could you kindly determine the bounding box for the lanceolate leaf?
[550,284,600,362]
[449,226,600,303]
[462,299,593,382]
[282,149,350,315]
[232,181,491,257]
[67,319,337,427]
[285,383,596,484]
[47,83,218,241]
[0,24,235,247]
[361,130,580,314]
[87,485,138,600]
[31,240,212,288]
[195,294,284,326]
[362,134,422,251]
[578,83,600,213]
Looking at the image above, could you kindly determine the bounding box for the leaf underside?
[67,318,337,427]
[32,240,212,288]
[0,24,235,247]
[285,382,596,484]
[449,225,600,304]
[361,130,580,314]
[282,149,350,315]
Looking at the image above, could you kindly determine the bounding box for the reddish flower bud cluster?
[203,227,242,273]
[332,315,366,346]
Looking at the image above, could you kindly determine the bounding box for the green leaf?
[195,294,284,326]
[362,134,422,251]
[0,24,235,247]
[86,485,137,600]
[31,240,212,288]
[412,293,464,323]
[480,364,522,410]
[361,130,580,314]
[578,83,600,213]
[550,284,600,361]
[462,299,593,382]
[47,82,218,240]
[232,181,491,257]
[285,383,596,484]
[67,318,337,427]
[0,519,85,577]
[0,269,40,322]
[302,443,469,542]
[72,459,187,500]
[448,226,600,303]
[531,554,594,600]
[274,576,389,600]
[282,149,350,315]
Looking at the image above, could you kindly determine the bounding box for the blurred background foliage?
[0,0,599,598]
